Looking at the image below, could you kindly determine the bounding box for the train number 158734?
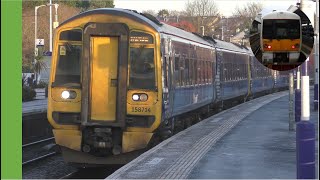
[131,107,151,113]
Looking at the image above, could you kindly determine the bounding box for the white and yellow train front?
[261,11,301,65]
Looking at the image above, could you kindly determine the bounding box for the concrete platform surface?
[189,93,318,179]
[106,90,318,179]
[22,99,47,115]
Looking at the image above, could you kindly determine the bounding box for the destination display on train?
[130,36,152,44]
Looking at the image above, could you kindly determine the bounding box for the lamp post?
[34,5,46,53]
[200,26,205,36]
[200,16,207,36]
[34,3,59,54]
[50,0,60,51]
[49,0,52,52]
[34,3,59,83]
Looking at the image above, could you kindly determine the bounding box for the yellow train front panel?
[47,9,163,161]
[262,39,300,52]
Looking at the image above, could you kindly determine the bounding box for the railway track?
[60,166,123,179]
[22,137,58,166]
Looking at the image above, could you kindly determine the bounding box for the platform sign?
[35,39,44,46]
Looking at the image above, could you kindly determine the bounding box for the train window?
[175,56,180,71]
[130,31,154,44]
[210,62,213,82]
[263,19,300,39]
[55,44,82,84]
[180,58,185,86]
[129,46,155,89]
[204,61,207,83]
[174,55,180,86]
[193,59,198,84]
[59,29,82,41]
[203,61,206,83]
[198,61,201,84]
[262,20,273,39]
[240,64,243,79]
[227,63,229,81]
[206,62,209,83]
[189,59,193,85]
[208,61,211,83]
[163,56,168,87]
[209,62,212,83]
[185,58,190,85]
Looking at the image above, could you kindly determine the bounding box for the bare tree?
[185,0,219,17]
[232,2,263,32]
[184,0,220,35]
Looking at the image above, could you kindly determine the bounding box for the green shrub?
[35,81,48,88]
[23,86,36,102]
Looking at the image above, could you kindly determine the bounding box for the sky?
[113,0,301,17]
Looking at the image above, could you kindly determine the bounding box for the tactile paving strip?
[107,91,288,179]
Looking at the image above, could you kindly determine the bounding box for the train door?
[90,37,118,121]
[163,38,174,118]
[81,23,129,127]
[215,50,223,101]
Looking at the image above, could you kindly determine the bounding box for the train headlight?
[292,44,299,49]
[132,94,140,101]
[61,90,77,99]
[264,44,272,49]
[139,94,148,101]
[61,91,70,99]
[132,94,148,101]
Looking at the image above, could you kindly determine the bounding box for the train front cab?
[261,11,301,65]
[47,10,163,165]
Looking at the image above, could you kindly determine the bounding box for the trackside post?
[295,70,301,122]
[296,71,316,179]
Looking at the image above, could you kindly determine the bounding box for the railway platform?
[107,91,318,179]
[23,98,47,116]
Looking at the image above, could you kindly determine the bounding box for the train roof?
[59,8,253,53]
[59,8,212,46]
[158,23,213,46]
[262,11,300,20]
[214,39,250,54]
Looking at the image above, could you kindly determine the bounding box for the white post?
[222,26,224,40]
[297,69,301,89]
[34,6,37,85]
[34,7,38,51]
[200,26,204,36]
[53,4,59,29]
[54,4,58,22]
[49,0,53,52]
[301,76,310,121]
